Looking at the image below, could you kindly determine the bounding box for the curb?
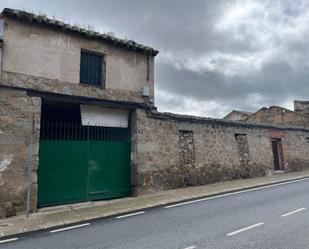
[160,175,309,208]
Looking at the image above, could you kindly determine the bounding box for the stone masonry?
[179,130,195,165]
[2,71,144,104]
[0,88,41,218]
[235,134,250,178]
[131,109,309,195]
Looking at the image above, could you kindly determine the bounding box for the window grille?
[80,50,104,87]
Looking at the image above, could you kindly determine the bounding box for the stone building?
[246,106,309,127]
[0,8,158,217]
[294,100,309,116]
[1,8,309,218]
[222,110,253,121]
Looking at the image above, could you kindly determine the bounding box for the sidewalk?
[1,170,309,238]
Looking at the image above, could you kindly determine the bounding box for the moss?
[1,8,159,56]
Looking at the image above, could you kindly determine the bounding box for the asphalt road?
[2,178,309,249]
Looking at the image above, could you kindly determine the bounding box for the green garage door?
[37,123,131,207]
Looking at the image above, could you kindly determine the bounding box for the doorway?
[271,139,283,171]
[37,100,131,207]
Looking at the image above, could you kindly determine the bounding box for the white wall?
[80,105,129,127]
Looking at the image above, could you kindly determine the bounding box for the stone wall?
[294,100,309,115]
[2,71,144,104]
[0,88,41,217]
[132,109,309,194]
[285,131,309,171]
[235,134,250,178]
[178,130,195,164]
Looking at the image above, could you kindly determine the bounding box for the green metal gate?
[37,123,131,207]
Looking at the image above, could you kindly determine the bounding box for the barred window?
[80,50,105,87]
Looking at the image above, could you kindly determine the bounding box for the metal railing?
[40,122,130,141]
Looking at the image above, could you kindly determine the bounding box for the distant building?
[222,110,253,121]
[294,100,309,116]
[246,106,309,127]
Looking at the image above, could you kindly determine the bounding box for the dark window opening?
[80,50,105,87]
[41,99,81,124]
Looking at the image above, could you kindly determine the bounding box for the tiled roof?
[1,8,159,56]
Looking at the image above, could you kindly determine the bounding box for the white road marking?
[116,211,145,219]
[227,222,264,236]
[281,208,306,217]
[0,237,18,244]
[165,178,309,208]
[183,246,196,249]
[50,223,90,233]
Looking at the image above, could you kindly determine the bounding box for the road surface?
[2,178,309,249]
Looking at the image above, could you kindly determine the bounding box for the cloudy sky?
[1,0,309,118]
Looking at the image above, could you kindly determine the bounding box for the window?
[80,50,105,87]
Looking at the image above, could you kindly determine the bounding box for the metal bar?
[26,113,36,217]
[56,122,58,140]
[73,123,76,141]
[78,125,83,140]
[71,123,73,140]
[58,122,61,140]
[66,123,69,140]
[41,122,45,140]
[50,122,53,140]
[46,122,49,140]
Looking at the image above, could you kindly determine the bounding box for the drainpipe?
[0,18,4,81]
[26,113,36,217]
[0,39,3,81]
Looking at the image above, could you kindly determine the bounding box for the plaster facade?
[1,18,155,103]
